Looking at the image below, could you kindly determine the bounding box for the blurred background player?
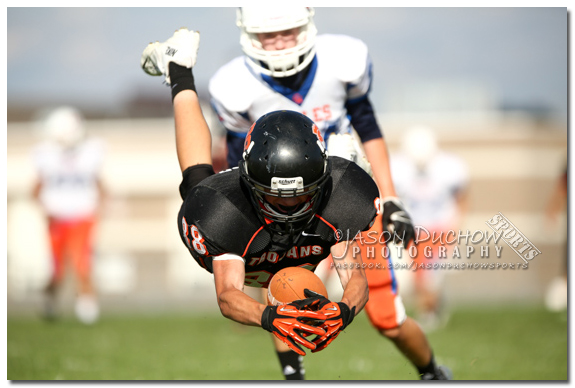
[390,126,469,331]
[32,106,106,324]
[209,6,451,380]
[544,163,567,312]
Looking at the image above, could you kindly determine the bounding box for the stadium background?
[7,6,568,380]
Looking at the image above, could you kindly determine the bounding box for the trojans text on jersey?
[247,245,324,266]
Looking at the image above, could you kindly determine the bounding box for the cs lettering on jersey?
[302,104,332,124]
[247,245,323,266]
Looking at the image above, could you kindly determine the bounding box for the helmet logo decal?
[244,122,256,152]
[311,123,323,143]
[311,123,326,154]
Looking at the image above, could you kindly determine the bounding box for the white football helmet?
[43,106,86,148]
[236,6,317,78]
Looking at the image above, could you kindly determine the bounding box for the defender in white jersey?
[391,126,469,330]
[210,7,451,380]
[32,106,105,324]
[210,34,371,149]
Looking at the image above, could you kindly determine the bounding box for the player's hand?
[140,28,200,85]
[300,289,356,353]
[382,197,416,248]
[311,301,355,353]
[261,304,327,356]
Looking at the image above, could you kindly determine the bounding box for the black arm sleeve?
[179,164,215,200]
[345,97,383,143]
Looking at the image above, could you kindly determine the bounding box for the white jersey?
[33,138,105,220]
[391,152,468,229]
[209,34,372,140]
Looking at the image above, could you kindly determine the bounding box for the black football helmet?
[239,110,330,237]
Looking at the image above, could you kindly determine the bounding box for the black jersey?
[178,156,379,288]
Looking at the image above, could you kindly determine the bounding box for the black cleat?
[421,365,453,380]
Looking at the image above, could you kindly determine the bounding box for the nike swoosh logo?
[301,232,320,237]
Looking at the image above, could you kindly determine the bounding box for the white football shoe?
[141,28,200,85]
[545,276,567,312]
[74,294,100,325]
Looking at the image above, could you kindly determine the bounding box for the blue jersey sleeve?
[345,97,383,143]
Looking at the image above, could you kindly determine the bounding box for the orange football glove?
[297,290,355,353]
[261,303,327,356]
[300,289,330,309]
[289,292,328,311]
[312,302,355,352]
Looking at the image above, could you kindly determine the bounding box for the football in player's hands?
[267,267,328,306]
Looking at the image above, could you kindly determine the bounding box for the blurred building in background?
[7,92,567,316]
[6,7,568,317]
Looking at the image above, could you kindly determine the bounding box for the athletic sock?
[276,350,305,380]
[417,353,439,379]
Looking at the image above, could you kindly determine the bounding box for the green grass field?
[7,305,567,380]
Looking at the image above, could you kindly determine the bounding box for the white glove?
[141,28,200,85]
[326,133,372,176]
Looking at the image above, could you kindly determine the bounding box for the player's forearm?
[212,258,266,326]
[340,270,369,315]
[363,137,397,197]
[216,288,266,327]
[332,241,369,313]
[173,90,212,172]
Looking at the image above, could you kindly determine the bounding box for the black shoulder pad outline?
[183,172,263,256]
[318,156,379,240]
